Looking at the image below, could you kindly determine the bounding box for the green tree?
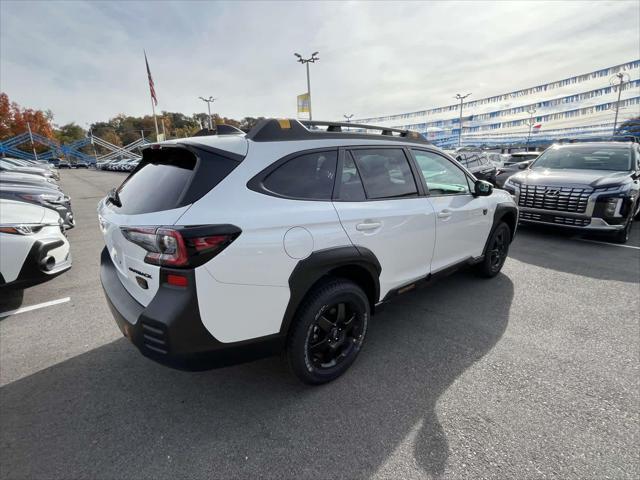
[54,123,86,144]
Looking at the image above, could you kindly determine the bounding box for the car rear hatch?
[98,139,246,306]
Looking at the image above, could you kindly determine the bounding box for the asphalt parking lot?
[1,169,639,479]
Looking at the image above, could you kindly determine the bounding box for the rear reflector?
[166,274,188,287]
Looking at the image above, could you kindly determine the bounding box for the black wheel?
[476,222,511,278]
[287,279,369,385]
[612,215,632,244]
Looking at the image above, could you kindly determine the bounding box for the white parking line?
[574,238,640,250]
[0,297,71,317]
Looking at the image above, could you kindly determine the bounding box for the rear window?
[262,150,337,200]
[114,146,240,214]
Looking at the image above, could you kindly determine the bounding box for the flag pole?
[150,96,159,140]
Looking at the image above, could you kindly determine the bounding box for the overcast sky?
[1,0,638,127]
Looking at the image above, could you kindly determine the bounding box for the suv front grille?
[141,321,168,354]
[518,185,592,213]
[519,211,590,227]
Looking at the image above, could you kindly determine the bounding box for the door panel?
[411,149,493,272]
[333,148,436,299]
[427,195,492,271]
[333,199,436,298]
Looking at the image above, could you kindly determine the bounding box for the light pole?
[294,51,319,120]
[525,106,537,147]
[610,72,630,137]
[455,93,471,147]
[343,114,354,123]
[198,96,217,130]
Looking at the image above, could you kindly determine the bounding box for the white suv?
[98,119,518,384]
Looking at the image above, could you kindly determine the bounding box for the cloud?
[1,0,638,126]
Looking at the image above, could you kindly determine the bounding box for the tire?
[287,279,370,385]
[612,215,632,244]
[476,222,511,278]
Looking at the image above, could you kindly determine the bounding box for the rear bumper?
[99,247,283,371]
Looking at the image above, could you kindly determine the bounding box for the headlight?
[19,193,66,205]
[0,224,45,235]
[603,198,623,217]
[504,177,521,189]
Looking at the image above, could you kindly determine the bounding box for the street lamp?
[198,96,217,130]
[294,51,319,120]
[525,106,537,147]
[455,93,471,147]
[343,114,354,123]
[609,72,630,137]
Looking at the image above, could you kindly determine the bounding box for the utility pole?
[294,52,319,120]
[455,93,471,147]
[198,96,217,130]
[610,72,630,137]
[525,106,537,148]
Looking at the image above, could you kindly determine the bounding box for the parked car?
[98,118,518,384]
[504,142,640,243]
[58,161,71,169]
[2,157,58,173]
[0,171,60,189]
[454,148,498,185]
[0,159,60,181]
[0,199,72,289]
[0,183,74,229]
[48,158,61,167]
[120,159,140,172]
[74,161,90,169]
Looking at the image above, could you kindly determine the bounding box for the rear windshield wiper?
[107,188,122,207]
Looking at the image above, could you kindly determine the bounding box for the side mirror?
[474,180,493,196]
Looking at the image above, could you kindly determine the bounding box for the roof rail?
[246,118,429,144]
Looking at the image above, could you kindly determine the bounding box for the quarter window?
[412,150,471,195]
[350,148,417,199]
[262,150,337,200]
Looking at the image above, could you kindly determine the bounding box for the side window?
[350,148,418,199]
[338,152,366,201]
[412,150,471,196]
[262,150,337,200]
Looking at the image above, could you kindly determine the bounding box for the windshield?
[532,146,631,171]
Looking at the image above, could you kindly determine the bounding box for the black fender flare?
[280,246,381,336]
[482,203,518,256]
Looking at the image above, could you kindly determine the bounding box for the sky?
[1,0,639,128]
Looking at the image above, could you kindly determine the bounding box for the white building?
[355,60,640,147]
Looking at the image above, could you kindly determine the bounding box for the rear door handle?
[437,209,452,220]
[356,220,382,231]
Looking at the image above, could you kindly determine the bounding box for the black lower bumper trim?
[100,247,284,371]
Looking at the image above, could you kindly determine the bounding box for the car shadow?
[0,270,513,479]
[510,224,640,283]
[0,288,24,319]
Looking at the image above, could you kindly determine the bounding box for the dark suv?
[504,142,640,243]
[454,149,498,185]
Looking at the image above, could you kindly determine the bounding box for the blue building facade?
[355,60,640,147]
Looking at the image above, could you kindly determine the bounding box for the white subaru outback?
[98,119,518,384]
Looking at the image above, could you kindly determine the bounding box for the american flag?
[144,51,158,106]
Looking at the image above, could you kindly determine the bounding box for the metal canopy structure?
[0,132,151,163]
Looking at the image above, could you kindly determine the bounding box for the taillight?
[121,225,240,268]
